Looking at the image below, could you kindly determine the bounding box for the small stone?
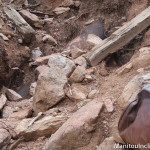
[85,19,95,26]
[99,61,108,76]
[88,90,97,99]
[18,38,23,44]
[69,66,86,83]
[0,94,7,110]
[74,1,81,7]
[29,55,52,66]
[84,74,94,82]
[86,67,96,75]
[9,108,32,120]
[74,56,87,68]
[6,89,22,101]
[117,63,133,75]
[20,9,42,28]
[0,33,9,41]
[71,47,85,59]
[25,46,30,51]
[44,18,53,23]
[53,7,70,15]
[104,98,114,113]
[43,34,57,45]
[86,34,103,49]
[137,68,144,73]
[61,0,74,7]
[66,85,87,101]
[30,82,37,96]
[48,54,75,77]
[32,47,43,60]
[61,50,71,57]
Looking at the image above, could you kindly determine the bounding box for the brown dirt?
[0,0,150,149]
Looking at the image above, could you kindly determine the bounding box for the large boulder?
[43,100,103,150]
[48,54,75,77]
[33,67,68,114]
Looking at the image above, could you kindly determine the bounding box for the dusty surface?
[0,0,150,149]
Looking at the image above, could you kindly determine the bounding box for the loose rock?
[61,0,74,7]
[71,47,85,59]
[29,55,52,66]
[69,66,86,82]
[0,129,11,149]
[74,56,87,68]
[53,7,70,15]
[104,98,114,113]
[33,67,68,114]
[9,108,32,120]
[32,47,43,60]
[30,82,37,96]
[88,90,97,99]
[48,54,75,77]
[43,34,57,45]
[74,1,81,7]
[66,86,87,101]
[14,114,68,141]
[20,9,42,28]
[43,100,103,150]
[6,89,22,101]
[0,33,9,41]
[0,94,7,110]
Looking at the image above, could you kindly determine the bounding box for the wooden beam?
[3,5,35,43]
[85,6,150,66]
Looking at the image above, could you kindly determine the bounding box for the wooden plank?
[3,5,35,43]
[85,6,150,66]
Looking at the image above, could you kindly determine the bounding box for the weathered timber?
[3,5,35,43]
[85,6,150,66]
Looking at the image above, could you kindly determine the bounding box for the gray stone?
[48,54,75,77]
[33,67,68,114]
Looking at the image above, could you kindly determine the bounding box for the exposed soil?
[0,0,150,149]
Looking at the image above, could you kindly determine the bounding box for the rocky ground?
[0,0,150,150]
